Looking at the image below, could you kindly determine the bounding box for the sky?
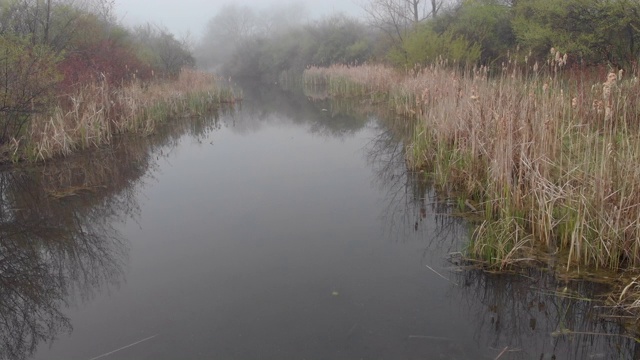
[114,0,364,39]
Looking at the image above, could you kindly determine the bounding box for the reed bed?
[305,64,401,99]
[20,69,240,161]
[305,62,640,308]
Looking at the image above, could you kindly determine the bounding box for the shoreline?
[7,69,241,164]
[304,63,640,317]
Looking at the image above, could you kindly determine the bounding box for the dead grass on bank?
[19,69,239,161]
[305,60,640,311]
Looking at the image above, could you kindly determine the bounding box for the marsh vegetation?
[303,58,640,316]
[28,85,640,359]
[2,0,640,357]
[0,0,238,163]
[187,0,636,328]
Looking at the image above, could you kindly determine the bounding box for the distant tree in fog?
[361,0,445,42]
[195,3,306,70]
[133,23,194,77]
[257,3,306,34]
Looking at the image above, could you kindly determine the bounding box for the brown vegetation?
[17,69,238,161]
[305,61,640,311]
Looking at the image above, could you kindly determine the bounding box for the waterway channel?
[2,83,636,359]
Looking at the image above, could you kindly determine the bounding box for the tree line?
[196,0,640,81]
[0,0,194,144]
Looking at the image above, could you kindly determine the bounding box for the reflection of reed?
[456,268,638,359]
[367,125,420,239]
[365,117,467,255]
[0,110,223,360]
[363,104,639,359]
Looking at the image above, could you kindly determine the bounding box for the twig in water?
[494,346,509,360]
[88,334,158,360]
[425,264,458,285]
[551,330,639,342]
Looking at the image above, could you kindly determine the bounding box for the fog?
[114,0,364,38]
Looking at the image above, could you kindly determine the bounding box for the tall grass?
[305,64,400,100]
[20,69,240,161]
[304,62,640,275]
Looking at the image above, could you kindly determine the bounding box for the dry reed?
[305,61,640,308]
[20,69,239,161]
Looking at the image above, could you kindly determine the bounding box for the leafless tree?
[133,23,194,76]
[361,0,444,42]
[0,0,117,50]
[195,3,306,69]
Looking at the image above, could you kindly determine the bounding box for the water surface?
[4,84,635,359]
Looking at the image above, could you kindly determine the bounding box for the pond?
[2,83,635,359]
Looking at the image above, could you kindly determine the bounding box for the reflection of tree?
[0,165,129,360]
[226,82,370,137]
[0,109,223,360]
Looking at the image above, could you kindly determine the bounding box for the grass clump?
[15,69,240,161]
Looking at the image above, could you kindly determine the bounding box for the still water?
[2,84,635,359]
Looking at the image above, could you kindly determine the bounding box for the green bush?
[0,35,60,143]
[512,0,640,67]
[391,25,481,67]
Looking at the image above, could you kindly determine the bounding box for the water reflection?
[365,115,467,261]
[0,111,224,360]
[0,160,130,360]
[8,83,639,359]
[456,268,638,359]
[227,81,370,136]
[361,93,638,359]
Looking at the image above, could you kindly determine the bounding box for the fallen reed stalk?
[18,68,240,161]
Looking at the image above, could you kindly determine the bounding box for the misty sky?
[114,0,364,39]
